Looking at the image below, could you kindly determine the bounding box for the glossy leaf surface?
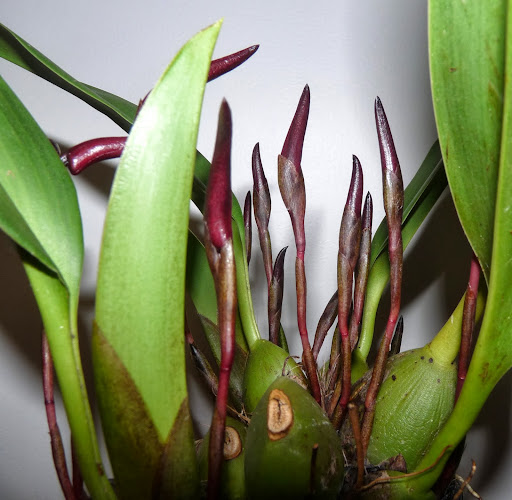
[429,0,507,282]
[0,23,137,131]
[94,21,221,493]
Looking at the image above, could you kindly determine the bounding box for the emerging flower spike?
[361,97,404,454]
[456,254,481,400]
[278,85,322,405]
[203,100,237,500]
[281,84,310,170]
[252,143,273,288]
[61,137,127,175]
[207,45,259,81]
[205,100,233,250]
[337,156,364,413]
[61,46,259,175]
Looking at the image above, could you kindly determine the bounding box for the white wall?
[0,1,509,498]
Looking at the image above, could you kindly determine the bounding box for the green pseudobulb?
[197,417,247,499]
[366,344,457,471]
[242,339,307,414]
[245,376,344,499]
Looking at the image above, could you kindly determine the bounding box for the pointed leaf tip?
[281,84,310,168]
[205,99,233,250]
[375,97,401,176]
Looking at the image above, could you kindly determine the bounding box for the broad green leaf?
[0,75,83,297]
[370,141,444,266]
[403,2,512,494]
[95,21,221,492]
[429,1,507,282]
[0,76,113,498]
[0,23,137,132]
[93,326,198,499]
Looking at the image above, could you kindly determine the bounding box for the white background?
[0,1,510,498]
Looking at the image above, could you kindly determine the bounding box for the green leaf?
[23,258,115,499]
[429,1,507,282]
[0,76,113,497]
[95,20,221,492]
[0,75,83,297]
[0,23,137,132]
[402,1,512,494]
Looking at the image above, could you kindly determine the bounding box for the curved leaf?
[409,3,512,492]
[429,0,507,282]
[0,75,83,296]
[95,21,221,493]
[0,23,137,132]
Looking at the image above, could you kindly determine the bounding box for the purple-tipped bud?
[61,137,127,175]
[375,97,404,215]
[338,156,363,276]
[252,143,271,223]
[345,156,364,222]
[208,45,259,82]
[205,100,233,250]
[281,85,310,169]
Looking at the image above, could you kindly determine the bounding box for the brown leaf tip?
[281,84,310,169]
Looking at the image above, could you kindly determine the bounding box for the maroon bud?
[61,137,126,175]
[281,85,310,169]
[208,45,259,82]
[205,99,233,250]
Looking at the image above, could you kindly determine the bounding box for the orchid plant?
[0,1,511,499]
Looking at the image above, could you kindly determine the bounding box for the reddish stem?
[42,332,76,500]
[204,100,237,500]
[349,192,373,351]
[252,143,273,289]
[338,157,363,415]
[456,253,481,400]
[361,97,404,454]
